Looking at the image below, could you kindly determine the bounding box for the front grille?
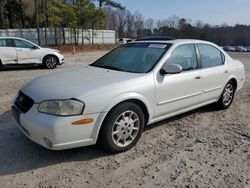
[15,91,34,113]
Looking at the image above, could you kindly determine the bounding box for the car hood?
[40,47,60,53]
[21,65,144,102]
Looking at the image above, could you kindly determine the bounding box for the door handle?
[194,76,201,80]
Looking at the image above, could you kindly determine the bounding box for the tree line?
[0,1,249,46]
[105,8,250,46]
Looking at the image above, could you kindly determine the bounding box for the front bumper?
[12,103,104,150]
[56,53,64,65]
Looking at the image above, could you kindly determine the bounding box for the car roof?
[131,39,222,50]
[0,37,26,40]
[134,39,214,45]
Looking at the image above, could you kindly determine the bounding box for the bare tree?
[167,15,179,28]
[144,18,154,32]
[155,19,168,30]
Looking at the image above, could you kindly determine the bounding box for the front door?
[155,44,202,118]
[14,39,41,64]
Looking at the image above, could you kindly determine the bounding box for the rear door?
[14,39,41,64]
[0,38,17,64]
[197,44,228,103]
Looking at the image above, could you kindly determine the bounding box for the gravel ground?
[0,51,249,188]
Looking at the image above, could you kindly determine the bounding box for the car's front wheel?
[99,102,145,153]
[43,56,58,69]
[217,80,236,109]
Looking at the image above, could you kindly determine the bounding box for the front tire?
[0,59,3,68]
[99,102,145,153]
[216,80,236,109]
[43,56,58,69]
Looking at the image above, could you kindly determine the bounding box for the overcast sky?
[114,0,250,26]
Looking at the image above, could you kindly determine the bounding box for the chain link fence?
[0,28,116,46]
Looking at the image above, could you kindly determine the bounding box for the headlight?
[57,50,63,54]
[38,99,84,116]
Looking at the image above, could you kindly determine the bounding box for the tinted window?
[14,39,35,48]
[0,39,14,47]
[198,44,223,68]
[167,44,198,71]
[0,39,6,47]
[92,43,170,73]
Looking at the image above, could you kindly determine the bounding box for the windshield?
[91,43,171,73]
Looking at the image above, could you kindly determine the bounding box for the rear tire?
[99,102,145,153]
[43,56,58,69]
[0,59,4,69]
[216,80,235,109]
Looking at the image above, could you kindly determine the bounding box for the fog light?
[44,137,53,148]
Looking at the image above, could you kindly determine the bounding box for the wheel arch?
[93,95,153,144]
[229,77,237,90]
[107,99,150,125]
[227,76,238,90]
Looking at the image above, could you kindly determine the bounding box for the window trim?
[164,43,200,73]
[195,43,225,69]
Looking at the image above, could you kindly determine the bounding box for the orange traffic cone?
[72,46,77,55]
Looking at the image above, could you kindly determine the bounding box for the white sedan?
[0,37,64,69]
[12,38,245,153]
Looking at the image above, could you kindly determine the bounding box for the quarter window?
[167,44,198,71]
[197,44,224,68]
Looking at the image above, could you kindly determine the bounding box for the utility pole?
[35,0,41,45]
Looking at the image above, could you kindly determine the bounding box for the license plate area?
[12,106,30,136]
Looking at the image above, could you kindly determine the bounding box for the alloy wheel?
[111,110,140,147]
[222,83,234,106]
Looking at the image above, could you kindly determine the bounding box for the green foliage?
[0,0,110,30]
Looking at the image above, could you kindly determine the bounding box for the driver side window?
[14,39,35,49]
[167,44,198,71]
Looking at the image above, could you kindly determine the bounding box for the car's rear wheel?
[99,102,145,153]
[217,80,235,109]
[43,56,58,69]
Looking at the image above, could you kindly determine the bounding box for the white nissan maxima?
[12,38,245,153]
[0,37,64,69]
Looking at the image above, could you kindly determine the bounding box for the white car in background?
[0,37,64,69]
[12,37,245,153]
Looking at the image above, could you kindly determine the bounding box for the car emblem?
[19,96,24,102]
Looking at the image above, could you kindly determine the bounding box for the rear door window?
[197,44,224,68]
[0,39,15,47]
[0,39,7,47]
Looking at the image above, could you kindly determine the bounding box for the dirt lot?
[0,52,249,188]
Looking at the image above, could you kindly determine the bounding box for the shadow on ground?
[0,65,45,71]
[0,104,218,175]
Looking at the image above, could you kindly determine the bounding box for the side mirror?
[32,46,39,50]
[160,63,182,75]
